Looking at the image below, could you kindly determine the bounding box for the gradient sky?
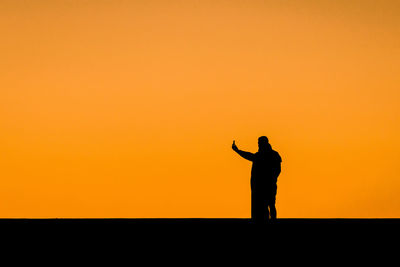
[1,0,399,218]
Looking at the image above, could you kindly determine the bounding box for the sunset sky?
[1,0,399,218]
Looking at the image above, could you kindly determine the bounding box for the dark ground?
[3,218,399,241]
[2,218,398,261]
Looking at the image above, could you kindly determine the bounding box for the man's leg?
[269,204,277,220]
[251,191,257,220]
[264,202,270,221]
[251,191,268,222]
[268,185,277,220]
[251,191,261,221]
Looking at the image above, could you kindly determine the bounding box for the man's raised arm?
[232,140,255,161]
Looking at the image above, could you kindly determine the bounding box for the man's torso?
[250,150,281,191]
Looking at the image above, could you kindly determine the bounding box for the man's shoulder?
[272,150,282,162]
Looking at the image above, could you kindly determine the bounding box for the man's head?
[258,136,270,151]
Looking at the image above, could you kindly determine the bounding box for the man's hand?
[232,140,254,161]
[232,140,239,152]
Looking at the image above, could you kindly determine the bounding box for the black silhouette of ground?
[3,218,399,239]
[2,219,398,261]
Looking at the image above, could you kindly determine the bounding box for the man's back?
[251,149,282,190]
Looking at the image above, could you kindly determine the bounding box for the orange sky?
[1,0,399,218]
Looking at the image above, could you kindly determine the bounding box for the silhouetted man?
[232,136,282,221]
